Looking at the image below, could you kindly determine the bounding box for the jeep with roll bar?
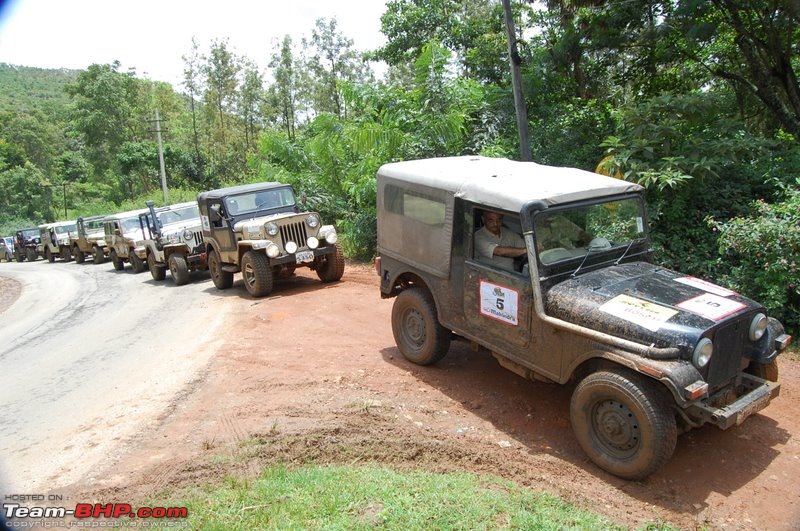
[40,221,77,262]
[375,155,792,480]
[140,200,205,285]
[198,181,344,297]
[13,227,40,262]
[102,208,149,273]
[71,214,110,264]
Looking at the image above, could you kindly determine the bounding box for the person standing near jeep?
[474,210,526,271]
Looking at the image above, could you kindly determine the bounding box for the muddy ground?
[5,265,799,529]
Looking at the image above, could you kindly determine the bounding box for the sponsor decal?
[675,276,736,297]
[600,294,678,332]
[676,293,746,320]
[200,215,210,232]
[479,281,519,326]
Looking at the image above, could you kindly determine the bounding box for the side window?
[472,207,527,275]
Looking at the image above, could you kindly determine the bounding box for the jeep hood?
[232,212,301,232]
[545,262,763,349]
[161,219,202,233]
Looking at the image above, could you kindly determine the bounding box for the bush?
[710,184,800,335]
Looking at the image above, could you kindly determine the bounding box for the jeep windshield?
[54,224,76,235]
[156,204,200,226]
[533,196,647,266]
[223,187,296,217]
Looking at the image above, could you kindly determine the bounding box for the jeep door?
[462,205,533,350]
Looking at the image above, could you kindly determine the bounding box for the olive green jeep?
[198,182,344,297]
[376,156,792,480]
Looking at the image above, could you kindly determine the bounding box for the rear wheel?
[61,246,72,262]
[14,250,23,262]
[570,368,677,480]
[110,249,124,271]
[316,244,345,283]
[148,253,166,281]
[45,248,55,263]
[74,247,85,263]
[208,249,233,290]
[391,287,451,365]
[92,245,104,264]
[241,250,273,297]
[25,248,36,262]
[169,253,190,286]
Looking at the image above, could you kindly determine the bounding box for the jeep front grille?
[706,319,747,391]
[280,222,308,249]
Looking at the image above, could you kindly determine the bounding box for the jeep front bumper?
[686,373,780,430]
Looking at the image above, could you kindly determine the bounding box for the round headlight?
[266,243,280,258]
[266,222,279,236]
[182,229,194,241]
[693,338,713,368]
[307,236,319,249]
[749,313,768,341]
[322,228,338,244]
[306,214,320,228]
[285,241,298,254]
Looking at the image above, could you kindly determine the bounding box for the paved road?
[0,259,231,493]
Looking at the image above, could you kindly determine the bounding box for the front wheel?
[391,287,451,365]
[570,368,677,480]
[241,250,273,297]
[92,245,104,264]
[208,249,233,290]
[61,246,72,262]
[747,360,779,382]
[45,248,54,263]
[169,253,190,286]
[74,247,85,263]
[130,251,146,273]
[316,244,345,283]
[110,249,124,271]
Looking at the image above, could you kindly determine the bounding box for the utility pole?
[154,109,168,203]
[502,0,532,161]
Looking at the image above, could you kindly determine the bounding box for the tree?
[182,38,205,159]
[268,35,302,141]
[238,62,264,152]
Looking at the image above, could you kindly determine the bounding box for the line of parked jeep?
[1,181,345,297]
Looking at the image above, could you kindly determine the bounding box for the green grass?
[168,464,620,530]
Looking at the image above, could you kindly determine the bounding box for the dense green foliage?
[0,1,798,330]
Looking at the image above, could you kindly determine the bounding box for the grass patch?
[169,464,619,530]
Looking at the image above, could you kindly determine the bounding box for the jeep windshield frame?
[528,194,651,281]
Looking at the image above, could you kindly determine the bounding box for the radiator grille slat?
[707,320,746,390]
[280,222,308,249]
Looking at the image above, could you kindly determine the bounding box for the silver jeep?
[140,200,205,286]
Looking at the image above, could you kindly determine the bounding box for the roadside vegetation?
[160,463,624,529]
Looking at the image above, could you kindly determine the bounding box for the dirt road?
[1,262,798,529]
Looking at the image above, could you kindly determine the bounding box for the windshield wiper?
[614,240,636,265]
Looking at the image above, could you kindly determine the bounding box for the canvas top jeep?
[71,214,109,264]
[14,227,40,262]
[103,208,149,273]
[375,155,792,480]
[198,181,344,297]
[140,200,204,285]
[39,221,77,262]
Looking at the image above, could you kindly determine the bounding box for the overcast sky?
[0,0,388,87]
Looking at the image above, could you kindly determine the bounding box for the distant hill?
[0,63,80,117]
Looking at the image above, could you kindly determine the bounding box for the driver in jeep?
[474,210,526,272]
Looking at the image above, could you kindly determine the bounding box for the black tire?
[148,253,166,281]
[130,251,146,273]
[169,253,190,286]
[391,287,451,365]
[110,249,124,271]
[15,250,23,262]
[74,247,85,263]
[45,248,55,263]
[241,250,273,297]
[61,246,72,262]
[570,369,677,480]
[92,245,104,264]
[747,360,779,382]
[25,248,37,262]
[316,244,345,283]
[208,249,233,290]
